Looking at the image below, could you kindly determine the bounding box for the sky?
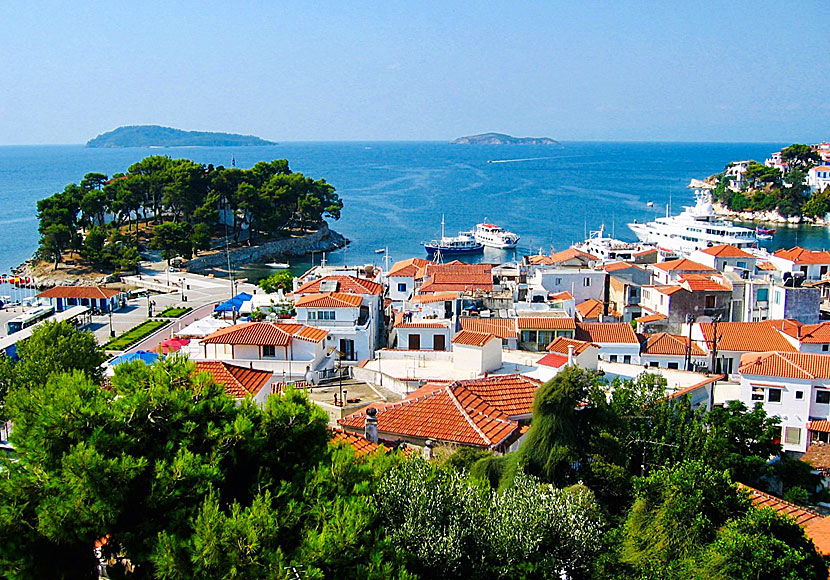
[0,1,827,145]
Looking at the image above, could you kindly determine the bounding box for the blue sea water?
[2,141,829,276]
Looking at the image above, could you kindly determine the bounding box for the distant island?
[86,125,277,148]
[451,132,559,145]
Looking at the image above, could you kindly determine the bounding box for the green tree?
[259,270,295,294]
[781,143,820,170]
[694,507,827,580]
[804,185,830,218]
[150,221,194,265]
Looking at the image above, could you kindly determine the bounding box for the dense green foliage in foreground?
[36,156,342,271]
[712,143,822,217]
[0,325,826,579]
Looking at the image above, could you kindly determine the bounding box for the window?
[757,288,768,302]
[583,277,591,287]
[767,388,782,403]
[623,355,631,364]
[649,361,659,367]
[609,355,618,362]
[817,390,830,404]
[705,295,716,309]
[823,345,829,352]
[795,390,804,400]
[774,291,781,305]
[737,261,747,269]
[315,310,336,321]
[263,345,276,358]
[397,283,407,292]
[667,362,679,369]
[751,387,764,401]
[554,278,562,285]
[785,427,802,446]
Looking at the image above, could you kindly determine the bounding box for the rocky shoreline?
[713,202,829,226]
[15,222,349,287]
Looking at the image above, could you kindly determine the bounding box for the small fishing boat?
[266,262,290,269]
[646,201,654,207]
[756,227,776,235]
[375,248,386,254]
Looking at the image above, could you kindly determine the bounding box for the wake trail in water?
[487,156,560,164]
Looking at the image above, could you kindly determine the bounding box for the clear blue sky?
[1,1,826,144]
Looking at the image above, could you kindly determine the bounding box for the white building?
[451,330,503,375]
[690,244,756,273]
[639,332,707,371]
[738,351,830,453]
[386,257,431,304]
[808,165,830,192]
[769,248,830,281]
[526,267,606,304]
[575,322,641,364]
[295,292,375,362]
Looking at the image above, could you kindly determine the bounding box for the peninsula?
[451,132,559,145]
[86,125,277,148]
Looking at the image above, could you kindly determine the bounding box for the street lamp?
[108,308,114,338]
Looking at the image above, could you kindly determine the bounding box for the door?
[339,339,355,361]
[434,334,446,351]
[408,334,421,350]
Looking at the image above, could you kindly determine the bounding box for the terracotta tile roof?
[575,322,639,344]
[549,291,574,300]
[452,329,496,347]
[653,258,716,272]
[338,374,540,448]
[641,332,706,357]
[418,263,494,293]
[576,298,603,320]
[679,274,732,292]
[294,275,383,296]
[195,361,272,398]
[546,336,595,355]
[635,313,667,323]
[651,284,685,295]
[700,321,797,353]
[809,421,830,434]
[773,247,830,265]
[604,261,645,273]
[410,291,460,304]
[757,261,778,271]
[792,321,830,344]
[634,248,658,257]
[201,322,328,346]
[666,374,724,400]
[739,351,830,380]
[699,244,754,258]
[395,321,449,329]
[537,353,569,368]
[37,285,122,299]
[459,317,518,339]
[295,292,363,308]
[388,257,431,278]
[517,316,576,330]
[527,248,597,266]
[330,428,383,456]
[740,484,824,527]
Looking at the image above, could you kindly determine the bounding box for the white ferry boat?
[473,220,520,249]
[423,216,484,256]
[627,181,757,254]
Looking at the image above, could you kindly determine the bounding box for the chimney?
[422,439,435,460]
[567,344,575,366]
[364,407,378,443]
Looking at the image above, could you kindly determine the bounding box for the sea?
[3,141,830,283]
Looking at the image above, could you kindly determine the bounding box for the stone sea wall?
[713,202,829,226]
[182,222,348,272]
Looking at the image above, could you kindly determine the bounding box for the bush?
[103,319,169,351]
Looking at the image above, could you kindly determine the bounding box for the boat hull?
[424,244,483,255]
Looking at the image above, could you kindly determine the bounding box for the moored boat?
[473,220,520,249]
[423,216,484,255]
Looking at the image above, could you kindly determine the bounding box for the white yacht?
[473,220,520,249]
[628,182,757,254]
[576,224,655,261]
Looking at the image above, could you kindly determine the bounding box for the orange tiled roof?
[773,247,830,265]
[418,263,494,293]
[546,336,595,355]
[459,317,518,339]
[651,284,685,295]
[452,329,496,347]
[793,321,830,344]
[395,321,449,329]
[679,274,732,292]
[653,258,716,272]
[195,361,272,398]
[294,275,383,296]
[201,322,328,346]
[699,244,754,258]
[757,261,778,271]
[330,428,383,456]
[739,351,830,380]
[527,247,597,266]
[576,298,603,320]
[410,291,461,304]
[634,248,658,257]
[641,333,706,357]
[740,484,823,526]
[295,292,363,308]
[635,313,667,323]
[549,291,574,300]
[37,285,122,299]
[537,353,569,368]
[517,316,576,330]
[699,321,797,353]
[576,322,639,344]
[388,257,431,278]
[604,261,645,273]
[338,374,540,448]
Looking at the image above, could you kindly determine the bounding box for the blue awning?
[214,292,253,313]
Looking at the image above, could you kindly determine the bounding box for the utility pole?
[684,314,695,371]
[709,314,721,374]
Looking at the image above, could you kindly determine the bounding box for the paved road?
[124,302,219,354]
